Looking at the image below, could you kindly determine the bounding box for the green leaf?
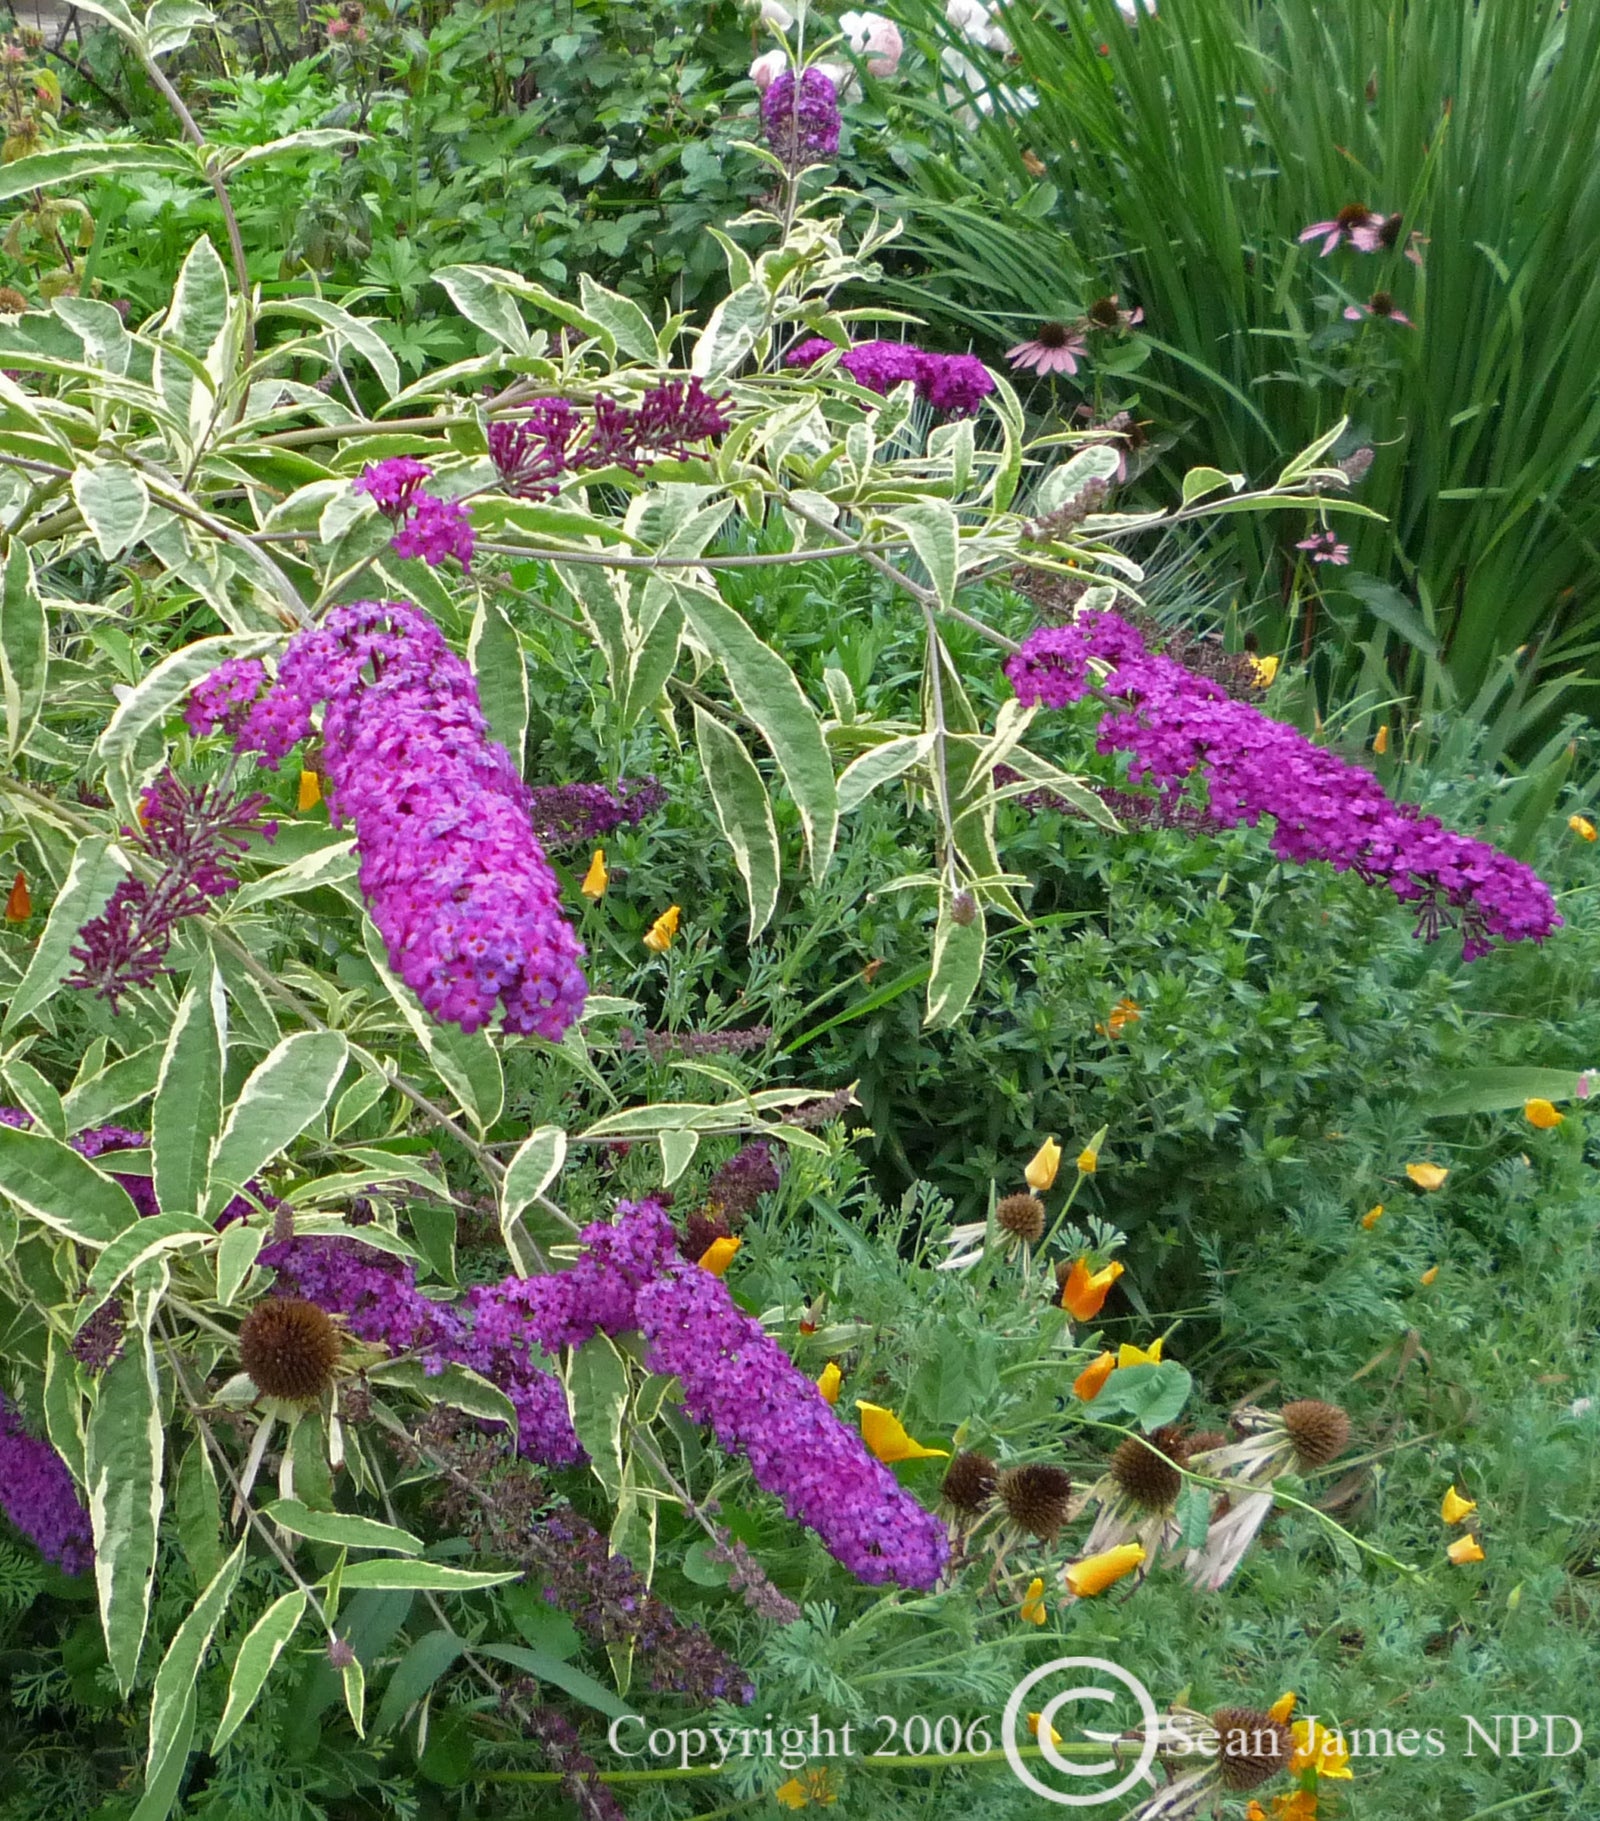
[659,1126,699,1186]
[432,266,533,354]
[691,280,766,379]
[86,1332,165,1694]
[79,1210,215,1320]
[567,1334,628,1499]
[3,1055,65,1138]
[264,1499,423,1555]
[0,142,196,205]
[204,1030,349,1217]
[359,920,502,1132]
[837,733,935,814]
[72,460,151,560]
[365,1357,519,1443]
[373,1629,465,1737]
[173,1437,223,1589]
[1342,573,1441,658]
[129,1691,194,1821]
[693,707,781,939]
[154,235,230,444]
[260,298,400,398]
[468,596,528,770]
[1175,1481,1212,1550]
[1092,1362,1194,1432]
[341,1652,366,1737]
[3,834,127,1035]
[0,1125,141,1245]
[214,1222,263,1305]
[152,959,225,1221]
[1427,1066,1582,1117]
[212,1590,306,1753]
[577,274,659,363]
[228,839,358,911]
[1179,464,1245,506]
[925,892,985,1029]
[893,500,959,608]
[142,1542,245,1820]
[330,1560,520,1592]
[675,588,837,884]
[0,537,46,758]
[476,1641,631,1719]
[63,1041,163,1132]
[501,1125,565,1272]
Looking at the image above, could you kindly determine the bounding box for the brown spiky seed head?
[1108,1424,1188,1509]
[996,1193,1046,1244]
[1210,1708,1292,1791]
[238,1296,341,1403]
[941,1451,998,1512]
[1186,1430,1230,1456]
[1281,1399,1351,1469]
[997,1463,1073,1539]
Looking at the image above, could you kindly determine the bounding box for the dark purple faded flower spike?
[524,777,666,845]
[68,772,275,1009]
[761,66,842,169]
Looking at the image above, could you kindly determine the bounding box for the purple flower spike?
[219,600,587,1039]
[1005,609,1561,960]
[761,66,842,168]
[354,456,433,519]
[390,493,475,572]
[0,1393,93,1575]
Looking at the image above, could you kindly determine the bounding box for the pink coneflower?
[1007,321,1088,376]
[1343,291,1413,327]
[1083,294,1144,334]
[1298,203,1387,256]
[1296,528,1351,566]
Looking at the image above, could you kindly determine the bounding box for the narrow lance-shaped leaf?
[693,707,781,939]
[212,1590,307,1753]
[72,460,151,561]
[0,537,46,758]
[675,587,838,884]
[86,1328,165,1695]
[3,834,127,1036]
[139,1542,246,1821]
[204,1030,349,1216]
[0,1125,141,1245]
[567,1334,628,1500]
[152,957,226,1219]
[468,596,528,770]
[501,1125,565,1273]
[925,890,986,1030]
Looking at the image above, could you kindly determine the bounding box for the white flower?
[816,56,858,99]
[945,0,1012,53]
[749,48,787,91]
[839,8,905,75]
[939,44,1034,125]
[1116,0,1157,18]
[759,0,794,30]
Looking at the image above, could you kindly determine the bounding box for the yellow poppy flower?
[1028,1711,1063,1746]
[1097,996,1141,1038]
[1250,654,1280,687]
[1570,814,1597,842]
[856,1401,949,1464]
[1117,1338,1163,1369]
[1524,1097,1564,1130]
[1441,1485,1477,1525]
[1064,1542,1146,1598]
[643,904,681,952]
[816,1361,842,1406]
[1361,1203,1385,1230]
[1076,1147,1098,1175]
[1244,1805,1269,1821]
[1291,1718,1352,1780]
[1025,1136,1062,1191]
[297,768,322,812]
[1061,1257,1124,1321]
[580,848,608,900]
[1274,1795,1319,1821]
[4,869,30,922]
[1372,723,1389,755]
[1020,1576,1048,1624]
[775,1767,839,1807]
[1268,1691,1297,1724]
[1420,1264,1440,1285]
[1448,1534,1486,1565]
[1073,1351,1117,1402]
[697,1235,742,1276]
[1405,1162,1449,1191]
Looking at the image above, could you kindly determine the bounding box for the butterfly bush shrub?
[0,18,1563,1814]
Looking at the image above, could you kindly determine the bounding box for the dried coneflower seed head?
[238,1296,341,1402]
[1210,1708,1292,1791]
[997,1463,1073,1539]
[942,1450,999,1512]
[1281,1399,1351,1469]
[1186,1430,1229,1455]
[996,1193,1046,1244]
[1109,1424,1188,1509]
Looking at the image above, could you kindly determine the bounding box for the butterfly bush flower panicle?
[0,1392,94,1574]
[760,65,842,168]
[184,656,267,737]
[390,492,475,571]
[785,335,996,416]
[213,600,587,1039]
[352,455,432,519]
[1003,608,1560,960]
